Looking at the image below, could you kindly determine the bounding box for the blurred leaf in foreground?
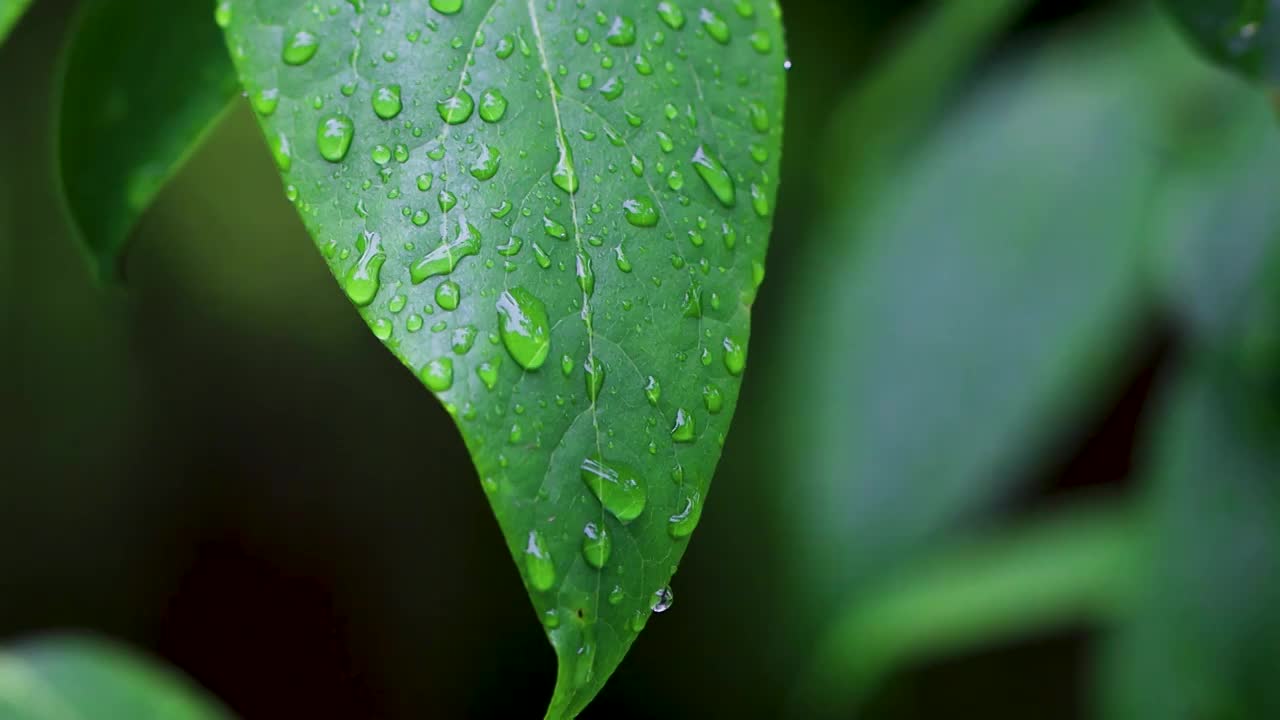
[0,634,232,720]
[1099,361,1280,719]
[1163,0,1280,85]
[0,0,33,44]
[57,0,238,278]
[782,8,1206,609]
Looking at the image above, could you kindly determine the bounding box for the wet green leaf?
[219,1,784,716]
[0,634,231,720]
[0,0,34,45]
[58,0,239,278]
[1163,0,1280,84]
[1099,363,1280,719]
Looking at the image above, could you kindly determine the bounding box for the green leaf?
[57,0,239,278]
[1099,363,1280,719]
[219,2,784,716]
[0,0,34,44]
[824,0,1032,204]
[1162,0,1280,85]
[782,8,1194,605]
[1143,63,1280,412]
[0,634,232,720]
[803,503,1143,716]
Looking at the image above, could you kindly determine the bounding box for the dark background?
[0,1,1170,718]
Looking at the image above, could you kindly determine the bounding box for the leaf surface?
[0,634,231,720]
[219,1,785,716]
[58,0,239,278]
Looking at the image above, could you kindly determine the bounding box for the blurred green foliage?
[2,0,1279,719]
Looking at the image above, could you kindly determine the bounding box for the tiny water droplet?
[497,287,552,370]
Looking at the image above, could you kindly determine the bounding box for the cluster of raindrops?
[224,0,785,682]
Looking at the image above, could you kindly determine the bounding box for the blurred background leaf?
[805,502,1143,716]
[1162,0,1280,85]
[781,5,1189,611]
[57,0,237,278]
[0,634,232,719]
[1098,359,1280,720]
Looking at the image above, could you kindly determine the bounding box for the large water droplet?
[420,357,454,392]
[496,287,552,370]
[623,196,659,227]
[282,30,319,65]
[644,375,661,406]
[722,337,746,375]
[316,114,354,162]
[410,221,481,283]
[343,231,384,307]
[429,0,463,14]
[656,1,686,29]
[552,132,579,194]
[437,90,475,124]
[470,145,501,180]
[479,88,508,123]
[575,252,595,296]
[582,521,612,568]
[651,585,674,613]
[668,490,702,538]
[605,15,636,46]
[699,8,731,43]
[372,84,402,119]
[750,182,770,217]
[584,354,606,402]
[670,407,696,443]
[434,280,461,310]
[691,145,736,207]
[525,530,556,592]
[580,457,646,523]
